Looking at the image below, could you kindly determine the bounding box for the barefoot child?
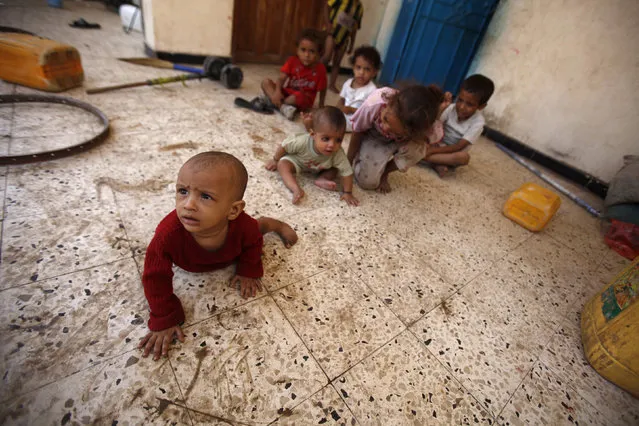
[423,74,494,177]
[347,84,445,193]
[324,0,364,94]
[139,151,298,360]
[265,106,359,206]
[302,45,380,133]
[259,29,327,120]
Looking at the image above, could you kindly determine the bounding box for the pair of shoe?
[234,95,297,120]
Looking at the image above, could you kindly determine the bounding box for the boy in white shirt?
[423,74,494,177]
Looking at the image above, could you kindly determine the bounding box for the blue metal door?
[380,0,499,93]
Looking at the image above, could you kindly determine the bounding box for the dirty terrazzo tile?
[0,207,130,289]
[498,362,606,426]
[273,266,404,380]
[169,296,327,424]
[392,217,496,287]
[8,134,102,156]
[351,237,458,325]
[539,320,639,425]
[114,189,175,256]
[460,254,570,333]
[4,152,116,219]
[544,209,610,265]
[336,331,494,424]
[0,350,190,425]
[270,385,358,425]
[507,234,598,303]
[0,258,148,400]
[11,103,102,138]
[261,206,371,292]
[411,294,537,417]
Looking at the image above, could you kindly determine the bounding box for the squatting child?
[139,151,297,360]
[265,106,359,206]
[347,84,445,193]
[423,74,495,177]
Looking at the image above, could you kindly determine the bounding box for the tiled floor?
[1,2,637,425]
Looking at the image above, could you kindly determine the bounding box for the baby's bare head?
[312,106,346,135]
[181,151,248,201]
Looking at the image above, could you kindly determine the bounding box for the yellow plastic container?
[581,257,639,398]
[503,182,561,231]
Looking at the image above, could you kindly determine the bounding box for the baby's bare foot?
[277,222,298,248]
[329,85,340,94]
[292,189,305,204]
[314,178,337,191]
[434,165,449,178]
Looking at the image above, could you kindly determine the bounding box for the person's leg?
[322,34,335,65]
[314,168,338,191]
[257,217,298,248]
[329,42,347,93]
[353,133,394,190]
[427,151,470,167]
[277,159,305,204]
[261,78,281,106]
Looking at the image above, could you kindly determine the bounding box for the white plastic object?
[120,4,143,33]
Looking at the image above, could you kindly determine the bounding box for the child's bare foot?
[376,179,391,194]
[314,178,337,191]
[292,188,305,204]
[277,222,298,248]
[434,165,449,178]
[257,217,298,248]
[329,85,340,94]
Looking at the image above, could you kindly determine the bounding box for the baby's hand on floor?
[340,193,360,206]
[231,275,263,299]
[138,325,185,361]
[265,159,278,171]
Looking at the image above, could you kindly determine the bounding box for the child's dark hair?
[313,106,346,133]
[350,45,381,70]
[461,74,494,105]
[298,28,322,51]
[385,84,444,139]
[183,151,248,200]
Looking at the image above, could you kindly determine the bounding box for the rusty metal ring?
[0,94,110,165]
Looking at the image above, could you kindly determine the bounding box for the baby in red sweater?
[139,151,298,360]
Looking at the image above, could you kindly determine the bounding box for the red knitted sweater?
[142,210,263,331]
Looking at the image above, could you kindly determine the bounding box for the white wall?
[142,0,234,56]
[470,0,639,182]
[339,0,401,68]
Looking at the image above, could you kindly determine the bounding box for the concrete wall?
[469,0,639,182]
[338,0,402,68]
[142,0,234,56]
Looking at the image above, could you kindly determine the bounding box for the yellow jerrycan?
[503,182,561,231]
[581,257,639,397]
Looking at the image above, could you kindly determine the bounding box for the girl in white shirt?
[338,45,381,131]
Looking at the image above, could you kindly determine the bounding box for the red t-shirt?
[280,56,327,109]
[142,210,263,331]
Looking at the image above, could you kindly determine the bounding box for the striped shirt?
[328,0,363,47]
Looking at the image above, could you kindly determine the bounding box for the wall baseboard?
[483,126,608,199]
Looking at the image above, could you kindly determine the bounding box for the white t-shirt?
[340,78,377,109]
[440,103,485,146]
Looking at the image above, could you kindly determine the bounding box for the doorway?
[232,0,326,64]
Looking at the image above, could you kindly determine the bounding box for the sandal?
[234,97,275,115]
[69,18,101,29]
